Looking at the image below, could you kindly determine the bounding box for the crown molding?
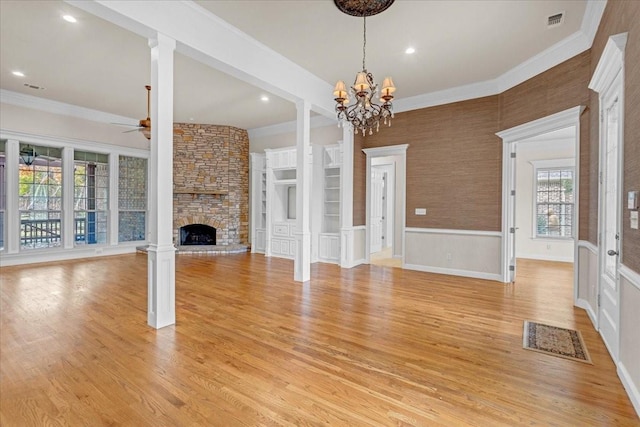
[248,115,337,139]
[581,0,608,44]
[0,89,138,126]
[252,0,607,136]
[17,0,608,140]
[393,79,498,113]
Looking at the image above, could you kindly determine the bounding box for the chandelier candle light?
[333,0,396,135]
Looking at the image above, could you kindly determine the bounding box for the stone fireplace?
[173,123,249,250]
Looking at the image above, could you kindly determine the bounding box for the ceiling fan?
[113,85,151,140]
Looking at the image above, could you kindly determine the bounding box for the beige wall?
[619,273,640,405]
[248,124,341,153]
[0,103,148,150]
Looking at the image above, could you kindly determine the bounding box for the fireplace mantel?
[173,189,228,199]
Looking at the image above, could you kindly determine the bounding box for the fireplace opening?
[179,224,216,246]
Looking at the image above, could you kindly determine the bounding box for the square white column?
[147,33,176,329]
[294,99,312,282]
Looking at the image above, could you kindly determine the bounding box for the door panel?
[598,77,621,360]
[370,169,384,253]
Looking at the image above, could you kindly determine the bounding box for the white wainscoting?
[575,240,599,328]
[404,228,502,281]
[340,226,366,268]
[619,265,640,417]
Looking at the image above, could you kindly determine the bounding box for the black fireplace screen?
[179,224,216,245]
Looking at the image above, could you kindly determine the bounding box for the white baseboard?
[0,244,141,267]
[618,361,640,418]
[404,263,503,282]
[575,297,598,329]
[517,254,574,263]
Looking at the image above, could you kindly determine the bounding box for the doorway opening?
[363,144,408,267]
[514,127,576,266]
[497,106,583,288]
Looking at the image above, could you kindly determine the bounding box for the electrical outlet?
[415,208,427,215]
[446,253,452,261]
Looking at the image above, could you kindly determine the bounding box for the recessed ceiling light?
[62,14,77,23]
[260,95,269,102]
[405,47,416,55]
[12,71,25,77]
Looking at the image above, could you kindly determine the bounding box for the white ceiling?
[1,0,590,133]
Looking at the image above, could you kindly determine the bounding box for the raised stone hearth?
[137,244,249,254]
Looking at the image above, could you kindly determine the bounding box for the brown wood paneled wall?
[591,0,640,272]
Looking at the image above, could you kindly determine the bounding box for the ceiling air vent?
[23,83,45,90]
[547,12,564,28]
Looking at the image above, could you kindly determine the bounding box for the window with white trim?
[74,151,109,245]
[0,140,5,251]
[118,156,147,242]
[535,167,574,238]
[19,144,63,249]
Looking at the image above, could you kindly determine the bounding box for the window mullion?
[62,147,75,249]
[5,140,20,254]
[109,154,119,246]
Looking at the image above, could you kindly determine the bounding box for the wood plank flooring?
[1,254,638,426]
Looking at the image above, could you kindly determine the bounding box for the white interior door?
[598,74,622,361]
[507,144,517,282]
[370,169,384,253]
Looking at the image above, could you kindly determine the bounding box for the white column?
[108,154,119,246]
[294,99,312,282]
[340,125,355,268]
[147,33,176,329]
[5,140,20,254]
[62,147,75,249]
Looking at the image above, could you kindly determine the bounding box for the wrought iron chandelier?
[333,0,396,135]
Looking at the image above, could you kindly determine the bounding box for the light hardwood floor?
[1,254,637,426]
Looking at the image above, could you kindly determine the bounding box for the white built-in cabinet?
[264,147,298,259]
[318,144,342,263]
[252,144,342,263]
[249,153,267,253]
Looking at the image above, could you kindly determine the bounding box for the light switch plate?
[631,211,639,230]
[415,208,426,215]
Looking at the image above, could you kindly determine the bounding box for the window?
[118,156,147,242]
[74,151,109,245]
[0,140,5,250]
[19,144,63,249]
[535,168,574,238]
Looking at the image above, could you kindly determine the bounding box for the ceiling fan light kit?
[333,0,396,136]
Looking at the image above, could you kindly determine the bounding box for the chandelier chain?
[362,15,367,70]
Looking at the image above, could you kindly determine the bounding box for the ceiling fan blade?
[111,122,142,128]
[123,128,143,133]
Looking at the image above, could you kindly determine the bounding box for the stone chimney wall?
[173,123,249,245]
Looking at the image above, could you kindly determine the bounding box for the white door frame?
[363,144,408,265]
[497,106,584,287]
[589,32,627,362]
